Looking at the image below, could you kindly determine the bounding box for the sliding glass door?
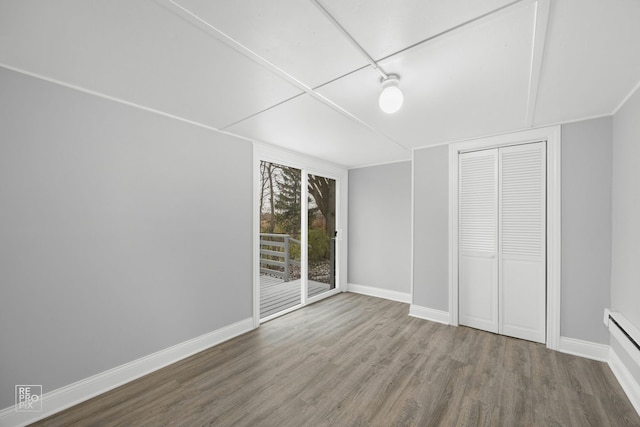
[257,160,341,321]
[307,173,336,299]
[259,162,302,319]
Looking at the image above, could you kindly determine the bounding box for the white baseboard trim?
[609,347,640,417]
[409,304,450,325]
[0,318,254,427]
[347,283,411,304]
[557,336,610,362]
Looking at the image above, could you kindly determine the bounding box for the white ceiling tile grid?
[0,0,638,168]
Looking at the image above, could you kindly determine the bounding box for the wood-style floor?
[33,293,640,426]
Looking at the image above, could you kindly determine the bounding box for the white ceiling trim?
[160,0,542,156]
[162,0,309,92]
[254,140,347,177]
[539,112,615,128]
[371,0,530,63]
[410,119,610,153]
[613,78,640,115]
[347,157,412,170]
[161,0,411,153]
[420,126,537,154]
[0,62,256,143]
[310,0,388,80]
[309,0,531,92]
[1,61,364,166]
[525,0,551,127]
[220,93,306,130]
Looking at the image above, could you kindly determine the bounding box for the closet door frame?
[448,126,561,350]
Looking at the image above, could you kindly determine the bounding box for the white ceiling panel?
[533,0,640,125]
[172,0,369,88]
[321,0,516,60]
[1,0,639,168]
[318,3,536,148]
[0,0,302,129]
[225,94,410,168]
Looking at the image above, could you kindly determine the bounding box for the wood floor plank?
[32,293,640,426]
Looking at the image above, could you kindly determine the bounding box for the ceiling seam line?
[0,62,258,144]
[310,64,370,91]
[373,0,530,64]
[163,0,410,152]
[612,78,640,115]
[310,0,388,80]
[525,0,551,128]
[166,0,314,95]
[524,1,541,127]
[220,93,307,131]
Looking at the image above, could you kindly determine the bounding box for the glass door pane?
[307,173,336,298]
[259,161,302,319]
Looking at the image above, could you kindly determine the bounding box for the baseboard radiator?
[610,314,640,352]
[606,310,640,417]
[607,310,640,367]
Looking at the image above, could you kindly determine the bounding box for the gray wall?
[0,68,253,410]
[412,145,449,311]
[412,122,616,345]
[348,161,411,294]
[612,88,640,334]
[561,117,612,344]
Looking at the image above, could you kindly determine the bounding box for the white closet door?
[459,149,499,333]
[499,142,546,343]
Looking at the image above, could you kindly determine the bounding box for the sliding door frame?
[448,126,561,350]
[252,143,348,327]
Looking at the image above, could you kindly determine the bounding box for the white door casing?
[449,125,561,350]
[252,142,348,327]
[458,142,546,343]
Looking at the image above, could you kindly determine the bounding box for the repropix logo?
[15,385,42,412]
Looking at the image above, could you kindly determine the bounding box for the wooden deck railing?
[260,233,301,282]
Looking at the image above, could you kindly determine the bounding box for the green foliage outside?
[274,166,301,237]
[288,238,301,261]
[268,228,327,263]
[308,228,330,263]
[260,161,334,273]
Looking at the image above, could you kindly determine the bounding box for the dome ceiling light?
[311,0,404,114]
[379,75,404,114]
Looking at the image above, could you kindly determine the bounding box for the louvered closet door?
[499,142,546,343]
[459,149,499,333]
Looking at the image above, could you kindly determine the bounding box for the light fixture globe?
[378,75,403,114]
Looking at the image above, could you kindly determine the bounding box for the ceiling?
[1,0,639,168]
